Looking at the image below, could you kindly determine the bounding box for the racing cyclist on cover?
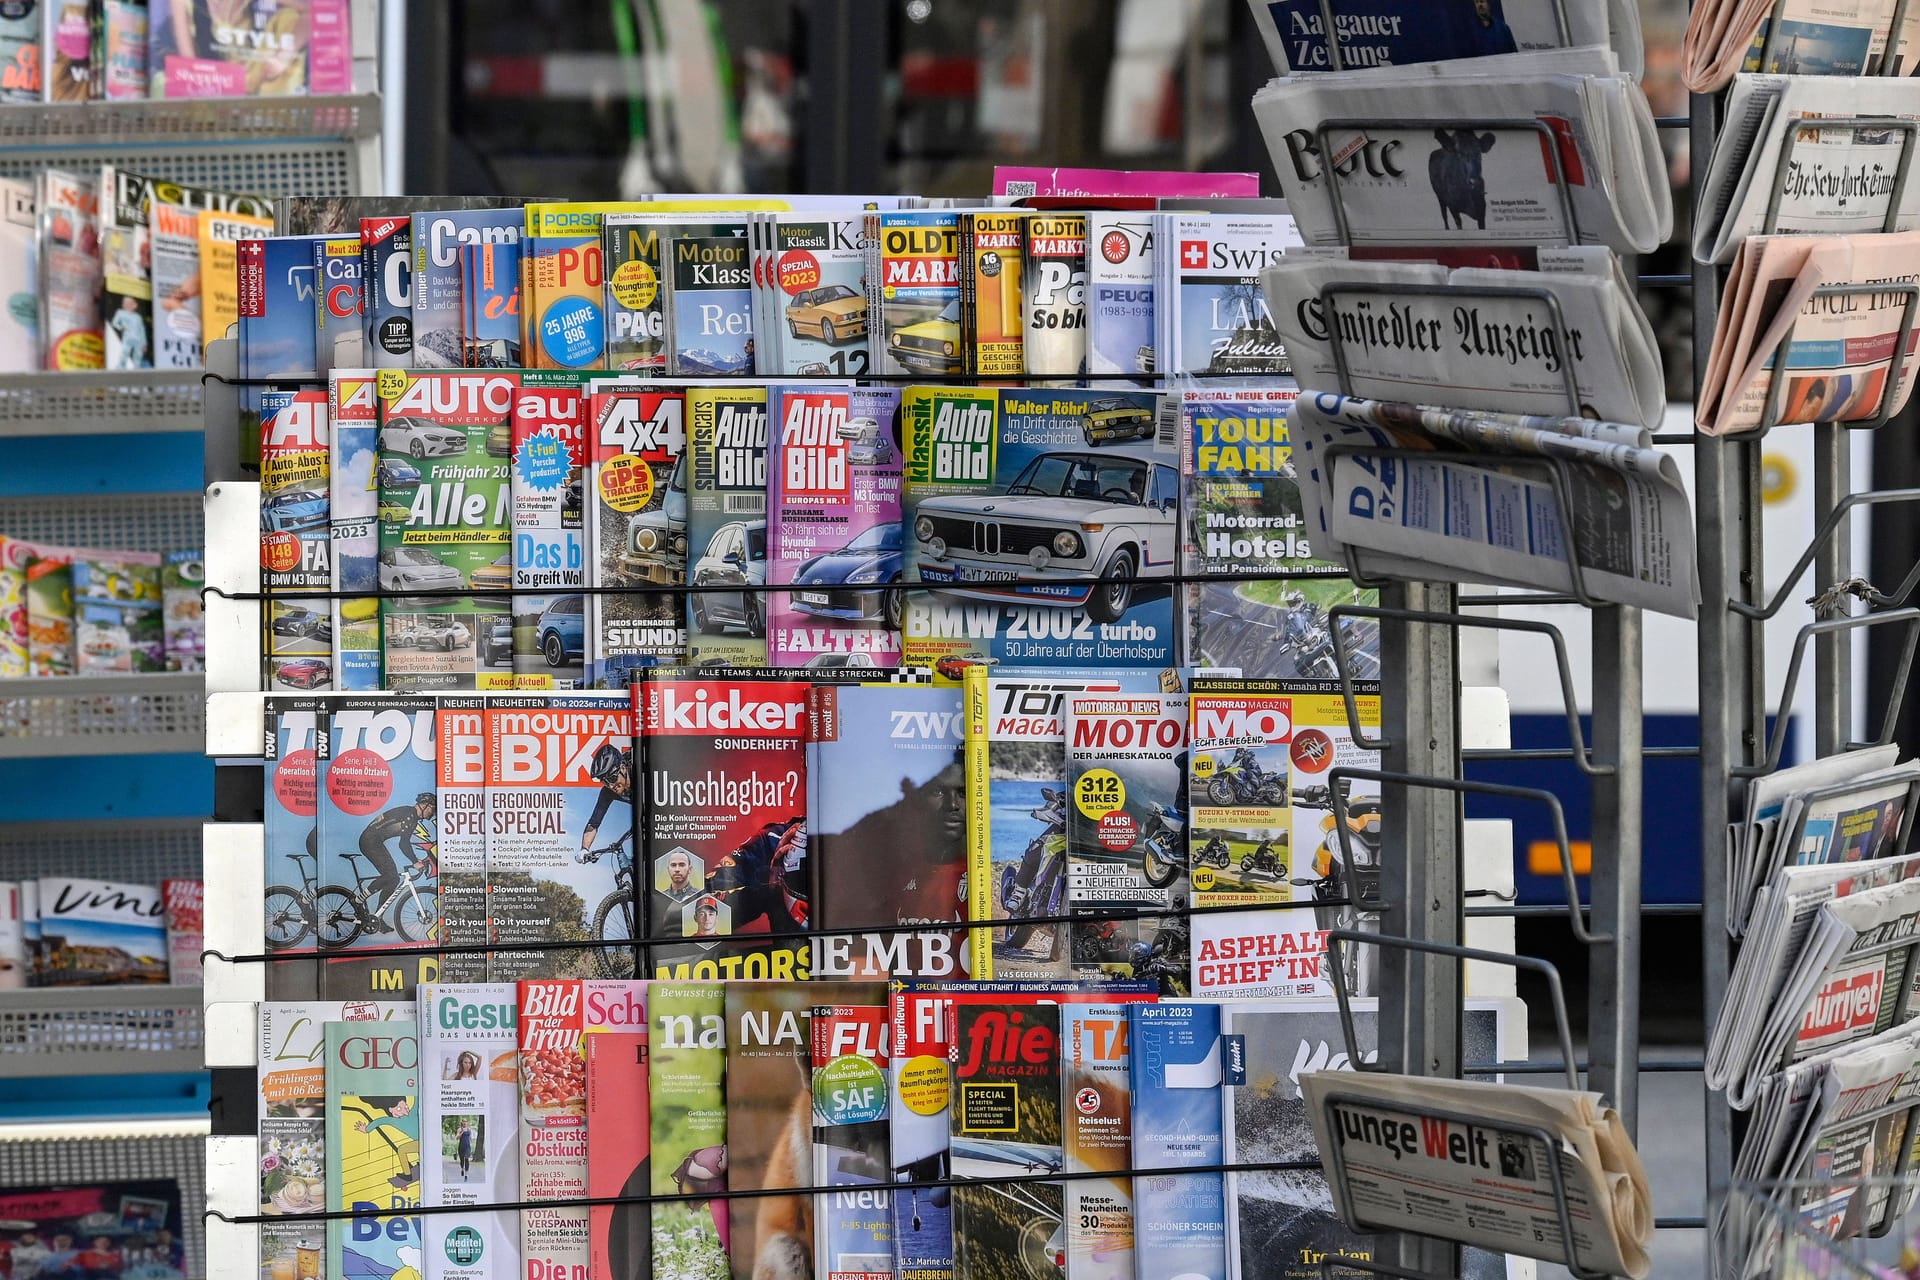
[356,792,438,934]
[580,743,635,852]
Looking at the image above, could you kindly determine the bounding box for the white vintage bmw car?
[911,450,1178,622]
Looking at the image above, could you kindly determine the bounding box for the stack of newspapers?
[1244,0,1645,78]
[1685,0,1920,91]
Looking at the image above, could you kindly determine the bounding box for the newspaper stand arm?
[1731,488,1920,618]
[1733,607,1920,776]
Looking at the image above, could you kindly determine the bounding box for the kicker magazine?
[261,386,333,692]
[1022,214,1089,378]
[901,386,1175,670]
[509,371,588,689]
[375,370,515,692]
[812,1001,895,1280]
[324,1019,422,1280]
[484,693,636,982]
[685,386,770,667]
[766,385,905,668]
[435,698,487,984]
[418,984,520,1280]
[587,386,688,685]
[806,680,968,981]
[949,1000,1064,1280]
[638,670,812,980]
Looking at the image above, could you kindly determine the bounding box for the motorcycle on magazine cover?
[1277,591,1341,679]
[1205,746,1287,806]
[1291,780,1383,996]
[1001,788,1069,956]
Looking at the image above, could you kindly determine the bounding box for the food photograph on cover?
[10,1,1905,1279]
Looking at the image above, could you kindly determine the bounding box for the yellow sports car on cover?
[888,300,961,374]
[785,284,867,344]
[1080,396,1155,446]
[470,553,513,592]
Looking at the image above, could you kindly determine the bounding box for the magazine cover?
[434,698,486,984]
[37,168,101,370]
[1086,215,1154,376]
[958,209,1026,376]
[586,386,688,685]
[0,4,39,102]
[362,216,414,369]
[197,207,275,353]
[523,203,645,370]
[329,369,382,690]
[1022,214,1087,378]
[144,178,274,366]
[949,1000,1064,1280]
[767,213,870,376]
[962,665,1176,981]
[686,386,769,666]
[24,551,73,676]
[901,386,1176,670]
[0,1182,185,1280]
[412,209,523,368]
[1129,1000,1225,1280]
[419,984,520,1280]
[149,0,308,97]
[1178,387,1378,678]
[375,370,515,692]
[0,538,28,677]
[638,670,811,981]
[313,234,361,376]
[0,884,22,988]
[665,234,753,375]
[812,1001,894,1280]
[1187,678,1295,912]
[33,876,166,986]
[516,979,588,1280]
[598,210,758,373]
[261,386,333,692]
[236,234,323,463]
[161,549,205,671]
[318,696,440,1001]
[41,0,85,100]
[585,999,651,1280]
[807,680,968,981]
[258,1000,400,1280]
[162,878,202,985]
[1064,692,1189,994]
[1219,999,1525,1280]
[98,167,154,370]
[325,1019,422,1280]
[581,1001,648,1278]
[0,177,33,371]
[71,552,163,673]
[1190,904,1331,1002]
[457,238,522,367]
[484,693,636,982]
[766,385,905,669]
[1159,212,1297,376]
[648,981,729,1277]
[724,980,883,1280]
[878,211,961,376]
[1061,1001,1135,1280]
[263,696,324,1000]
[510,371,587,688]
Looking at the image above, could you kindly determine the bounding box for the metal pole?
[1587,604,1644,1135]
[1376,579,1462,1276]
[1814,421,1852,755]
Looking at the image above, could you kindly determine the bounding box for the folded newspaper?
[1708,870,1920,1110]
[1286,393,1700,616]
[1300,1073,1654,1277]
[1696,76,1920,264]
[1724,1017,1920,1276]
[1264,247,1665,428]
[1685,0,1920,92]
[1251,48,1672,254]
[1245,0,1645,79]
[1726,745,1920,934]
[1698,232,1920,435]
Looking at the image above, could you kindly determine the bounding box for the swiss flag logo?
[1180,239,1209,270]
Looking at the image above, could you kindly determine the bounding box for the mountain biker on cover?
[581,744,635,852]
[357,792,437,934]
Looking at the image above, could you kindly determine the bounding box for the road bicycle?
[313,848,440,947]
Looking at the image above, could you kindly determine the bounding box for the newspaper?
[1711,872,1920,1109]
[1299,1073,1653,1277]
[1685,0,1920,93]
[1696,76,1920,264]
[1726,748,1920,934]
[1246,0,1644,79]
[1251,48,1672,254]
[1698,232,1920,435]
[1264,247,1665,427]
[1286,393,1700,616]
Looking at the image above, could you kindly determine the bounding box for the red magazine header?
[639,679,809,738]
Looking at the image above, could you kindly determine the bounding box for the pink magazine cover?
[765,385,904,669]
[992,167,1260,199]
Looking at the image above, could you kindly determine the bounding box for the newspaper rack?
[1310,0,1574,72]
[1314,118,1585,246]
[1733,607,1920,777]
[1760,116,1920,238]
[1756,282,1920,434]
[1317,931,1611,1279]
[1753,0,1919,77]
[1731,488,1920,619]
[1721,1176,1920,1278]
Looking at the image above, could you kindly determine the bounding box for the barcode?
[1004,181,1037,198]
[1155,396,1181,451]
[722,495,762,514]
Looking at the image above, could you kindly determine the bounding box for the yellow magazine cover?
[963,210,1027,376]
[963,661,993,979]
[197,207,273,353]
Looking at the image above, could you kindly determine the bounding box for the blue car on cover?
[536,595,585,667]
[791,523,904,630]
